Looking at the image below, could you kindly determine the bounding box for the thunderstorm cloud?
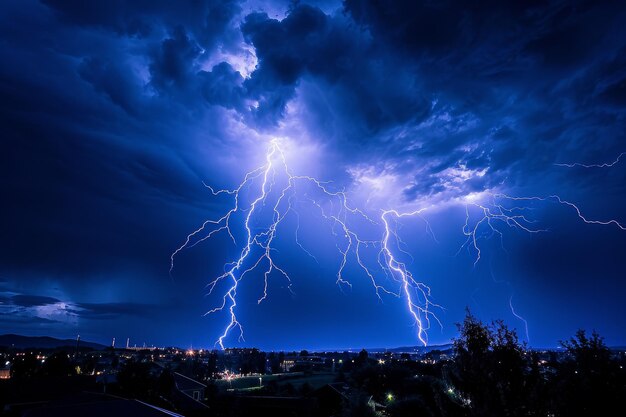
[1,0,625,349]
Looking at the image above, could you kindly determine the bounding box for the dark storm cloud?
[78,57,144,115]
[1,0,625,347]
[200,62,246,109]
[42,0,242,45]
[39,0,246,112]
[344,0,625,74]
[74,302,161,320]
[0,0,236,280]
[30,0,625,197]
[2,289,163,322]
[241,5,430,130]
[0,313,59,325]
[149,26,204,94]
[336,0,626,200]
[10,295,61,308]
[210,0,626,206]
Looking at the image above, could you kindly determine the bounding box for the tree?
[448,310,532,417]
[10,352,40,379]
[156,368,175,398]
[207,350,218,378]
[552,329,625,416]
[42,351,76,377]
[560,329,611,368]
[117,359,154,398]
[82,355,97,375]
[356,349,369,367]
[449,310,494,416]
[490,320,529,415]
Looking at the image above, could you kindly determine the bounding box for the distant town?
[1,314,624,417]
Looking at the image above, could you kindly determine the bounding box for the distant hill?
[0,334,106,350]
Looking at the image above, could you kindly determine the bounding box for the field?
[215,372,337,391]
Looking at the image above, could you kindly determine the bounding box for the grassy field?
[215,372,337,391]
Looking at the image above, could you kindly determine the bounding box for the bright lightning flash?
[172,141,625,349]
[458,193,625,267]
[555,152,625,168]
[171,139,441,348]
[453,154,625,340]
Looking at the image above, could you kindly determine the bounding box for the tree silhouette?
[41,351,75,377]
[448,310,532,417]
[10,352,39,379]
[117,359,154,398]
[552,329,625,416]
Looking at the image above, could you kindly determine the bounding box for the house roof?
[173,372,206,391]
[21,394,184,417]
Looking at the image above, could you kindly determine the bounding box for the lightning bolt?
[509,295,529,343]
[171,139,439,349]
[458,193,625,266]
[555,151,625,168]
[172,140,625,349]
[455,155,625,342]
[380,209,442,346]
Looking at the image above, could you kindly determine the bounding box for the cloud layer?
[1,0,625,348]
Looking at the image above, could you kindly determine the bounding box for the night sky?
[1,0,625,351]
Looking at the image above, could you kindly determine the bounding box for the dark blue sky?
[1,0,625,350]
